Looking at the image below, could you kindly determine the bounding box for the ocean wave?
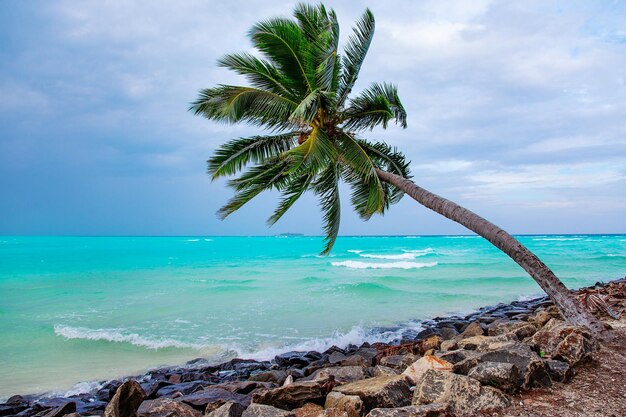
[347,249,363,254]
[233,324,423,361]
[359,253,416,260]
[54,325,210,350]
[606,254,626,258]
[404,236,420,239]
[331,260,438,269]
[532,237,584,241]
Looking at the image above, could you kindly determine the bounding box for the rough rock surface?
[207,401,248,417]
[413,370,510,416]
[333,376,412,412]
[307,366,366,383]
[402,356,453,385]
[243,404,297,417]
[137,398,201,417]
[253,381,324,410]
[324,392,363,417]
[103,380,145,417]
[365,403,452,417]
[467,361,519,393]
[530,319,595,365]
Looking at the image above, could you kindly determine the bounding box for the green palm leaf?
[314,162,341,254]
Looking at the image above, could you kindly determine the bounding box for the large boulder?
[457,322,484,339]
[104,380,146,417]
[466,362,519,393]
[487,320,537,340]
[275,352,321,368]
[156,381,210,397]
[474,345,551,390]
[412,370,509,416]
[43,402,77,417]
[324,392,363,417]
[306,366,366,383]
[294,403,324,417]
[529,319,595,365]
[379,355,418,370]
[366,404,452,417]
[333,376,412,412]
[243,404,296,417]
[402,356,453,385]
[253,381,324,410]
[179,387,250,411]
[137,398,201,417]
[250,371,290,385]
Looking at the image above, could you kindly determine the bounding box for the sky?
[1,0,625,236]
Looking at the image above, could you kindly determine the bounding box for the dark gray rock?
[207,401,247,417]
[467,362,520,393]
[156,381,209,397]
[42,402,76,417]
[250,370,289,385]
[544,359,574,383]
[178,387,250,411]
[476,345,551,389]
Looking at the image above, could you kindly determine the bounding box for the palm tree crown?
[191,3,410,254]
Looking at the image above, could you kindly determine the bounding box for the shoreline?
[3,276,624,416]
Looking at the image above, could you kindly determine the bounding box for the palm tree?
[190,4,604,334]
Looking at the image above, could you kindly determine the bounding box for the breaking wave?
[331,261,438,269]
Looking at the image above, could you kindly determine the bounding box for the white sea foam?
[204,238,213,242]
[347,249,363,254]
[186,239,200,242]
[60,381,104,398]
[359,253,416,260]
[607,254,626,258]
[233,324,423,361]
[54,325,209,350]
[404,236,420,239]
[532,237,584,241]
[331,261,438,269]
[445,235,478,239]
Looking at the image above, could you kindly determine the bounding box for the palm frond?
[190,85,298,130]
[336,9,375,107]
[217,53,296,100]
[355,138,411,204]
[208,132,298,179]
[267,169,315,225]
[249,17,315,95]
[314,162,341,254]
[342,82,407,130]
[287,127,337,173]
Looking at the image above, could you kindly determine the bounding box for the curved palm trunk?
[376,169,605,336]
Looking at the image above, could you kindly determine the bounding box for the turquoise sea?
[1,235,625,398]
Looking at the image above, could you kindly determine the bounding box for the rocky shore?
[2,278,624,417]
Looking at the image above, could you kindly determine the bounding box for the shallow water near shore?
[1,234,625,398]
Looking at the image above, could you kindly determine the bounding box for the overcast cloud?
[0,0,624,236]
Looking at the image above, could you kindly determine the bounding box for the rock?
[219,381,278,395]
[458,322,484,339]
[329,352,348,365]
[457,333,518,351]
[43,402,76,417]
[275,352,321,368]
[544,359,574,383]
[294,403,324,417]
[242,404,296,417]
[467,362,519,393]
[529,310,552,328]
[207,402,248,417]
[372,366,400,377]
[253,381,323,410]
[476,345,551,389]
[512,324,538,340]
[0,404,29,416]
[179,388,250,410]
[421,336,442,352]
[438,340,457,352]
[322,408,349,417]
[324,392,363,417]
[346,349,378,366]
[379,355,418,370]
[333,375,412,412]
[137,398,201,417]
[529,319,595,365]
[402,356,453,385]
[250,371,289,385]
[307,366,366,383]
[97,381,124,402]
[438,328,458,341]
[283,376,294,387]
[412,370,509,416]
[487,320,534,337]
[104,380,145,417]
[366,404,451,417]
[156,381,210,397]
